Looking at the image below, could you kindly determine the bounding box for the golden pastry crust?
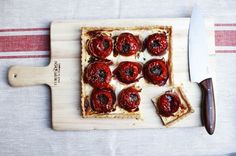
[151,86,194,127]
[81,26,173,119]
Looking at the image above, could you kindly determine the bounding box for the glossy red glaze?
[145,33,168,56]
[84,62,111,88]
[91,88,116,113]
[113,61,142,84]
[118,86,141,112]
[115,33,141,56]
[143,59,168,86]
[87,33,113,59]
[157,92,180,117]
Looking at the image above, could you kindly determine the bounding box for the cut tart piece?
[151,86,194,127]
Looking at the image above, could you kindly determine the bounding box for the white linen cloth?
[0,0,236,155]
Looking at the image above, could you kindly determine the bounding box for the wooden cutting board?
[8,18,215,130]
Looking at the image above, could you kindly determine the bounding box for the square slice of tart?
[151,86,194,126]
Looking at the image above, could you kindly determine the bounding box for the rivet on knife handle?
[199,78,216,135]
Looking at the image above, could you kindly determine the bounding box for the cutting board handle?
[8,66,51,87]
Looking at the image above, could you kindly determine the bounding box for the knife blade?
[189,6,216,135]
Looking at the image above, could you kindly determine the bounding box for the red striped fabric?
[215,23,236,27]
[215,50,236,53]
[215,30,236,46]
[0,55,49,59]
[0,25,235,59]
[0,28,49,32]
[0,35,50,52]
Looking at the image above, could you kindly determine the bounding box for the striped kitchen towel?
[0,23,235,59]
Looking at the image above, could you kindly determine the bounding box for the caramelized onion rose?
[157,92,180,117]
[145,33,168,56]
[87,33,113,59]
[91,88,116,113]
[113,61,142,84]
[143,59,168,86]
[118,86,141,112]
[115,33,141,56]
[84,62,111,88]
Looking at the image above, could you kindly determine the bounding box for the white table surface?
[0,0,236,155]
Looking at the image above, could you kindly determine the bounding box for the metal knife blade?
[189,6,216,135]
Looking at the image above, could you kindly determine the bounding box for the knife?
[189,6,216,135]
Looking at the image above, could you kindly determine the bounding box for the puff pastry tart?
[80,26,174,119]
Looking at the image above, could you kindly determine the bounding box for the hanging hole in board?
[13,73,17,78]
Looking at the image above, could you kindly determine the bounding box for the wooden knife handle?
[199,78,216,135]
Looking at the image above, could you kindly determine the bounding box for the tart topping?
[157,92,180,117]
[115,33,141,56]
[91,88,116,113]
[143,59,168,86]
[113,61,142,84]
[87,33,113,59]
[118,86,141,112]
[84,62,112,88]
[145,33,168,56]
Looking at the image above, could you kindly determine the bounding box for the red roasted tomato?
[84,62,112,88]
[143,59,168,86]
[87,33,113,59]
[157,92,180,117]
[115,33,141,56]
[91,88,116,113]
[145,33,168,56]
[113,61,142,84]
[118,86,141,112]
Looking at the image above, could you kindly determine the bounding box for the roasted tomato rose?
[87,33,113,59]
[118,86,141,112]
[113,61,142,84]
[84,62,111,88]
[115,33,141,56]
[91,88,116,113]
[143,59,168,86]
[157,92,180,117]
[145,33,168,56]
